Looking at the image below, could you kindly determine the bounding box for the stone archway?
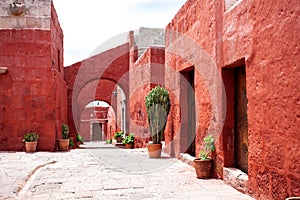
[80,100,110,142]
[64,43,130,137]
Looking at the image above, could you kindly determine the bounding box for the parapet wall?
[134,27,165,58]
[0,0,51,29]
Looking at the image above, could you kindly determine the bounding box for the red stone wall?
[165,0,219,161]
[166,0,299,199]
[50,1,68,144]
[242,1,300,199]
[64,43,130,137]
[129,46,165,148]
[0,3,66,151]
[77,80,115,112]
[107,106,117,140]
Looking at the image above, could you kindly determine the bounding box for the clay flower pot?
[57,139,69,151]
[25,141,37,153]
[147,143,162,158]
[194,158,212,179]
[23,132,39,153]
[125,143,134,149]
[115,136,122,143]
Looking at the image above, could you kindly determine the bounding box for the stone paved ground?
[0,142,254,200]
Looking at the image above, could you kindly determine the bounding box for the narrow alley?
[0,142,253,200]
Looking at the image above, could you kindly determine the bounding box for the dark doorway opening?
[222,61,248,174]
[180,68,196,157]
[234,65,248,173]
[92,123,102,141]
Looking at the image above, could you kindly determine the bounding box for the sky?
[52,0,187,66]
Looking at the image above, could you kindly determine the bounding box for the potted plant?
[69,137,75,149]
[145,85,170,158]
[23,132,39,153]
[123,133,134,149]
[57,124,70,151]
[114,131,123,143]
[76,132,84,146]
[194,134,215,179]
[106,139,112,144]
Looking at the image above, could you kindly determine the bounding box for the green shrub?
[62,124,69,139]
[114,131,123,139]
[199,134,215,160]
[23,132,39,142]
[76,133,84,144]
[69,137,75,148]
[145,86,170,144]
[106,139,112,144]
[123,133,134,144]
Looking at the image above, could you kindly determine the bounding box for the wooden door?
[186,69,196,157]
[92,123,102,141]
[234,65,248,173]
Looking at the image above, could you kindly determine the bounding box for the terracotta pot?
[57,139,69,151]
[25,141,37,153]
[116,136,122,143]
[147,143,162,158]
[194,158,212,179]
[125,143,134,149]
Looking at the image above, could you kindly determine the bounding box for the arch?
[64,43,130,136]
[77,79,117,113]
[85,100,110,108]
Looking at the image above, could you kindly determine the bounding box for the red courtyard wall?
[0,2,67,151]
[64,43,130,137]
[129,45,165,148]
[166,0,299,199]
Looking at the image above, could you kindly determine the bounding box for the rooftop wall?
[0,0,51,29]
[134,27,165,57]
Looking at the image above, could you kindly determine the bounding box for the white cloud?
[52,0,186,66]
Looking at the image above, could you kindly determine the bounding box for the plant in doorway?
[194,134,215,178]
[123,133,134,149]
[145,85,170,158]
[23,131,39,153]
[57,124,70,151]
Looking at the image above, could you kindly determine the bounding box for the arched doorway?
[77,80,127,141]
[80,100,110,142]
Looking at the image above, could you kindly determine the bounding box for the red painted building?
[164,0,299,199]
[0,0,299,199]
[0,0,67,151]
[64,43,130,142]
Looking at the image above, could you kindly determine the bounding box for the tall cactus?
[145,86,170,144]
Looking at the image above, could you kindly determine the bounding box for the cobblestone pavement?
[0,141,254,200]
